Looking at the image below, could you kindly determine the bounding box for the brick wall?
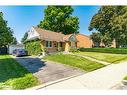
[76,34,93,48]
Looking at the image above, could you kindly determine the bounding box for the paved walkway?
[37,61,127,89]
[71,53,111,65]
[11,55,84,83]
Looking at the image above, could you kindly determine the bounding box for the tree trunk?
[115,39,119,48]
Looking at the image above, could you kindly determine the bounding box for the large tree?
[0,12,13,47]
[38,6,79,34]
[90,32,102,47]
[11,37,18,45]
[89,6,127,48]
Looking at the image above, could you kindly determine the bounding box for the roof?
[63,34,72,41]
[76,33,90,38]
[33,27,78,42]
[33,27,65,42]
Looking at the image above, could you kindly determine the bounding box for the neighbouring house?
[26,27,78,53]
[76,34,93,48]
[9,44,24,54]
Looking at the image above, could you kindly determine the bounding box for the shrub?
[69,48,79,53]
[78,48,127,54]
[25,40,42,55]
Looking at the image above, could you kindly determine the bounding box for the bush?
[78,48,127,54]
[25,40,42,55]
[7,74,38,90]
[69,48,79,53]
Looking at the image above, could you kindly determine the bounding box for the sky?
[0,6,100,43]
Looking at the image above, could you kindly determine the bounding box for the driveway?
[36,61,127,89]
[11,56,84,83]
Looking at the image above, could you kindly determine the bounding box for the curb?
[27,73,83,90]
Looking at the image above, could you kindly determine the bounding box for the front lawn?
[75,52,127,64]
[0,55,39,90]
[44,54,105,72]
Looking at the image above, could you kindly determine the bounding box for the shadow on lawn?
[0,55,46,83]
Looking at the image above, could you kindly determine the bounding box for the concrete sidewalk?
[38,61,127,89]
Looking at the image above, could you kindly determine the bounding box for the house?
[27,27,78,53]
[26,27,94,54]
[76,34,93,48]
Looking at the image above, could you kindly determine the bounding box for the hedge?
[78,48,127,54]
[25,40,42,55]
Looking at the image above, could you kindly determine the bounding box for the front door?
[70,42,76,48]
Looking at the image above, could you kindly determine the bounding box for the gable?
[68,34,78,42]
[27,27,40,40]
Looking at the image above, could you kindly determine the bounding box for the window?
[60,42,62,47]
[46,41,52,48]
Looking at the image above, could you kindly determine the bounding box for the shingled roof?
[33,27,64,42]
[33,27,78,42]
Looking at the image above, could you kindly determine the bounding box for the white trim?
[27,27,40,40]
[45,41,53,48]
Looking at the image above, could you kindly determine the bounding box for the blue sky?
[0,6,100,42]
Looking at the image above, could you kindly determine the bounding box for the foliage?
[21,32,28,44]
[0,12,14,46]
[0,55,38,90]
[78,48,127,54]
[101,33,112,47]
[89,6,127,48]
[90,32,102,47]
[11,37,18,45]
[44,54,105,72]
[25,40,42,55]
[38,6,79,34]
[69,48,79,52]
[76,51,127,64]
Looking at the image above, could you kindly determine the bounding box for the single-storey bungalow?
[26,27,92,53]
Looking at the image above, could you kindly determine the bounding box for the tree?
[90,32,102,47]
[21,32,28,44]
[38,6,79,34]
[89,6,127,48]
[11,37,17,45]
[0,12,13,47]
[102,33,112,47]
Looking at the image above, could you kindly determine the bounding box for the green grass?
[44,54,105,72]
[75,52,127,64]
[0,55,39,90]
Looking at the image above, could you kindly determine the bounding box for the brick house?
[76,34,93,48]
[26,27,93,53]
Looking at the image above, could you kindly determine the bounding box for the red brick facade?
[76,34,93,48]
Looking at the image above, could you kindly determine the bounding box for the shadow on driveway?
[13,56,85,83]
[14,56,46,73]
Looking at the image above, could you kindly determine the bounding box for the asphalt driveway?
[11,56,84,83]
